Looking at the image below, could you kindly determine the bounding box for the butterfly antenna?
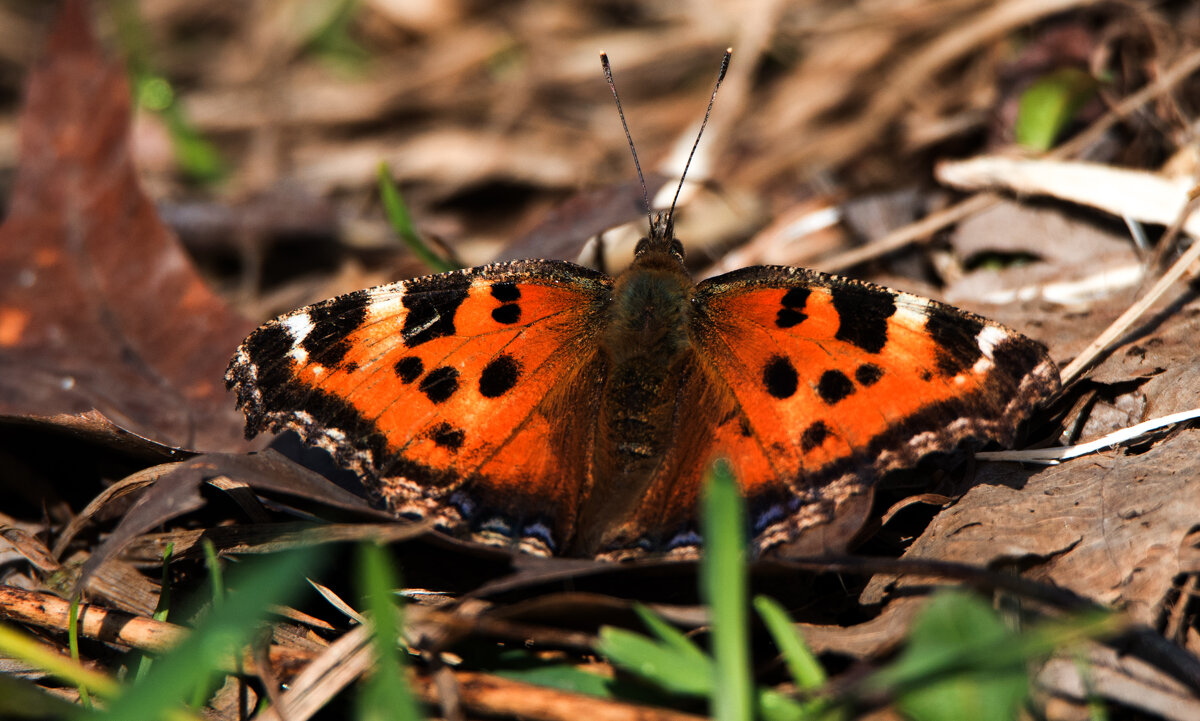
[601,52,653,230]
[667,48,732,230]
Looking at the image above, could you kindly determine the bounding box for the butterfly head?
[633,211,686,267]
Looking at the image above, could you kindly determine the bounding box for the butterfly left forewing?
[684,265,1059,556]
[227,260,612,554]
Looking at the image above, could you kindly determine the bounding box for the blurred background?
[0,0,1196,320]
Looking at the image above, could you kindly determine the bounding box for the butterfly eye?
[670,238,685,260]
[634,238,650,256]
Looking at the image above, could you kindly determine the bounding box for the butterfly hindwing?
[227,260,612,554]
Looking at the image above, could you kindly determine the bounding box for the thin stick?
[601,52,652,229]
[1058,224,1200,386]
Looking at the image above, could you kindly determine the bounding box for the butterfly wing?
[606,265,1059,558]
[227,260,612,555]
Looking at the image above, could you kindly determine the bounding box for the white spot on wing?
[365,295,406,320]
[976,325,1008,360]
[893,294,932,329]
[283,313,315,343]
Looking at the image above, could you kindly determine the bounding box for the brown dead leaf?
[1082,297,1200,421]
[863,427,1200,625]
[0,1,254,451]
[944,199,1141,306]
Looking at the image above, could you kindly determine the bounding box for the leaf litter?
[1,1,1200,719]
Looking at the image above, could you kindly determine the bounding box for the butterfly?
[226,52,1060,561]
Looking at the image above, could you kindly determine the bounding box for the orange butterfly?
[227,52,1059,560]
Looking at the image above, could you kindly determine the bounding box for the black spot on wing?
[817,369,854,405]
[832,286,895,354]
[800,421,829,451]
[775,287,811,328]
[394,356,423,383]
[301,290,370,366]
[419,366,460,403]
[990,336,1046,381]
[855,363,883,386]
[479,354,521,398]
[491,304,521,324]
[490,282,521,302]
[763,356,798,399]
[402,274,471,347]
[431,422,465,450]
[927,310,984,377]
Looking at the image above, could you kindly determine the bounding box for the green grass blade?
[202,539,224,603]
[701,460,752,721]
[304,0,370,71]
[595,626,714,696]
[493,663,619,698]
[632,603,707,660]
[758,687,810,721]
[191,540,227,707]
[67,595,92,709]
[114,0,225,182]
[90,548,322,721]
[135,543,175,682]
[754,596,825,690]
[378,163,459,273]
[356,542,422,721]
[0,623,120,699]
[154,543,175,622]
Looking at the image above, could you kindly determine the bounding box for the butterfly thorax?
[575,221,699,553]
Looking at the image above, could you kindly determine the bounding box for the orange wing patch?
[679,266,1059,556]
[227,260,611,554]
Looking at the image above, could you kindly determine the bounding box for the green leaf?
[701,460,753,721]
[90,548,322,721]
[378,163,459,273]
[890,592,1026,721]
[356,543,422,721]
[866,591,1121,721]
[1015,67,1098,151]
[596,626,713,697]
